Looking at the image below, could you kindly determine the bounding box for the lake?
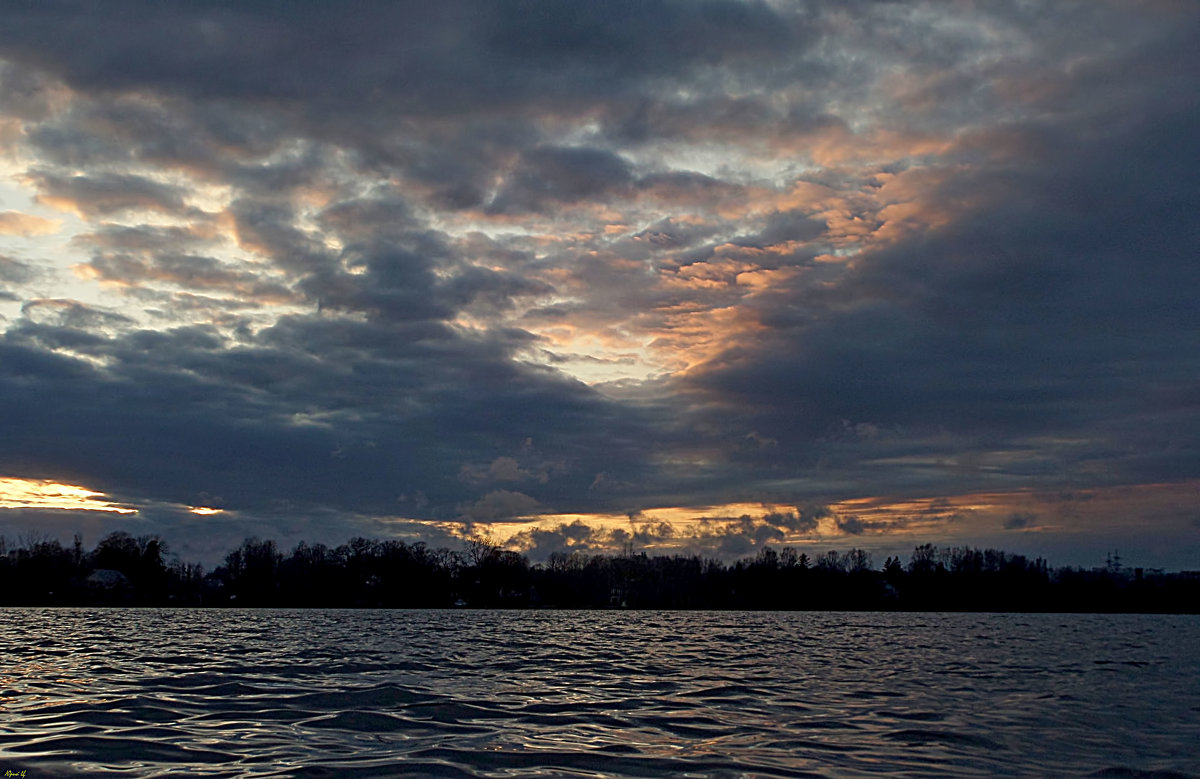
[0,609,1197,777]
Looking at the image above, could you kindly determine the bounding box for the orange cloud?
[0,210,61,237]
[470,480,1200,560]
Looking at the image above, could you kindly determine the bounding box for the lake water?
[0,609,1197,777]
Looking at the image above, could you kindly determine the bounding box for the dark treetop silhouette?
[1,532,1196,612]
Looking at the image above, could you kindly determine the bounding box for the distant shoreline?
[5,605,1199,615]
[3,533,1197,613]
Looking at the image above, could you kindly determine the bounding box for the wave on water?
[1,609,1197,777]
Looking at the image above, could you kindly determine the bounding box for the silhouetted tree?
[843,548,873,573]
[0,534,1192,612]
[222,537,282,605]
[816,550,845,573]
[85,531,169,602]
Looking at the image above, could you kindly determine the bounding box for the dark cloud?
[489,146,634,214]
[689,514,786,558]
[0,1,1195,568]
[20,299,133,330]
[0,301,662,525]
[28,170,189,216]
[83,252,294,303]
[837,516,864,536]
[26,90,288,176]
[0,1,799,121]
[511,521,600,561]
[1004,513,1036,531]
[0,60,61,120]
[0,256,37,284]
[459,490,541,525]
[229,200,332,276]
[315,197,417,242]
[674,31,1200,501]
[761,509,820,534]
[74,224,216,254]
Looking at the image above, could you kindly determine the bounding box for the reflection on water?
[0,609,1197,777]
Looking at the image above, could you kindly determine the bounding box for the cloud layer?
[0,1,1197,567]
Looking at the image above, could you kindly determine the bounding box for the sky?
[0,0,1197,570]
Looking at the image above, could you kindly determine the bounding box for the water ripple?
[0,609,1197,776]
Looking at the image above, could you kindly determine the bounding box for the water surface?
[1,609,1197,776]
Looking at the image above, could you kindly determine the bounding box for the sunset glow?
[1,5,1196,775]
[0,1,1194,570]
[0,477,136,514]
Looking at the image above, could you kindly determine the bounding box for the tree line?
[0,531,1196,612]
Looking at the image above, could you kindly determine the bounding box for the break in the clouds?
[0,1,1196,568]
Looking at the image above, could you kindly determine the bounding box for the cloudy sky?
[0,0,1196,568]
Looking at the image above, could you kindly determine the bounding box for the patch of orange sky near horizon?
[474,480,1200,552]
[479,496,973,548]
[0,477,136,514]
